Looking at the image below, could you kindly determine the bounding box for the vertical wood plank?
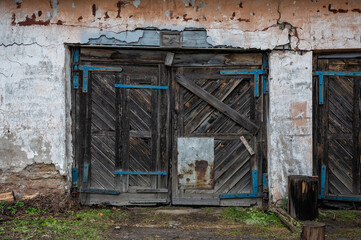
[353,77,360,194]
[313,54,319,177]
[115,73,122,191]
[151,75,159,189]
[159,65,170,190]
[323,75,329,195]
[121,75,130,192]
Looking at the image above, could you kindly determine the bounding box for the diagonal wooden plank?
[196,86,252,134]
[176,74,258,134]
[185,78,244,133]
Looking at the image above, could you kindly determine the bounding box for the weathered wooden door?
[314,54,361,202]
[73,48,169,205]
[171,59,266,206]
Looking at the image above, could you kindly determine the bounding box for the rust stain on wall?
[17,13,50,26]
[5,0,360,32]
[291,101,307,127]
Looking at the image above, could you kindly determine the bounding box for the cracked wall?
[0,0,360,200]
[268,51,313,202]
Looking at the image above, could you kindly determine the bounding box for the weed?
[281,195,288,211]
[25,207,46,216]
[7,201,24,215]
[319,209,359,222]
[221,207,283,227]
[205,207,213,214]
[3,217,106,240]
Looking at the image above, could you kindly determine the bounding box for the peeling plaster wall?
[0,0,360,198]
[268,51,313,202]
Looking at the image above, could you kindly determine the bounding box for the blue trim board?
[220,170,262,199]
[72,168,78,186]
[73,49,79,63]
[114,171,167,175]
[322,195,361,202]
[318,165,361,202]
[263,173,268,189]
[73,73,79,89]
[320,165,326,198]
[313,71,361,105]
[220,70,267,97]
[221,70,267,75]
[73,65,123,92]
[114,84,168,90]
[313,71,361,76]
[73,49,80,89]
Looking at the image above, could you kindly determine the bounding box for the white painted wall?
[268,51,313,202]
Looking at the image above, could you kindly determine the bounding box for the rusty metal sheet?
[177,137,214,189]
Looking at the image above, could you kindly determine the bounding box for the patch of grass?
[76,208,128,222]
[216,225,297,240]
[204,207,213,214]
[326,227,361,240]
[25,207,46,216]
[319,209,360,222]
[221,207,283,227]
[3,217,106,240]
[1,208,129,240]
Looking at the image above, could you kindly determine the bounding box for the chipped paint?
[132,0,141,8]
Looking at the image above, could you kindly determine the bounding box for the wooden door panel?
[214,140,251,194]
[89,72,117,191]
[327,76,355,195]
[173,66,260,205]
[315,56,361,198]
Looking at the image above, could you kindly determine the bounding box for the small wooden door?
[172,66,264,206]
[73,48,170,205]
[314,54,361,198]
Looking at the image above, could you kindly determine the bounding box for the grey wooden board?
[129,199,167,204]
[136,189,168,193]
[172,198,220,206]
[220,198,257,207]
[172,53,263,67]
[83,192,169,206]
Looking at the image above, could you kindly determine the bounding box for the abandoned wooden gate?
[313,53,361,203]
[71,48,268,206]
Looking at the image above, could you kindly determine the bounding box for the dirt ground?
[1,194,361,239]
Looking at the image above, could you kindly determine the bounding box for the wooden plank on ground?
[0,191,14,202]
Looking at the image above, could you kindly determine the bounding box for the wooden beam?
[176,74,259,134]
[0,191,15,202]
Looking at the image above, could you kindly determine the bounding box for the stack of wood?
[0,191,15,202]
